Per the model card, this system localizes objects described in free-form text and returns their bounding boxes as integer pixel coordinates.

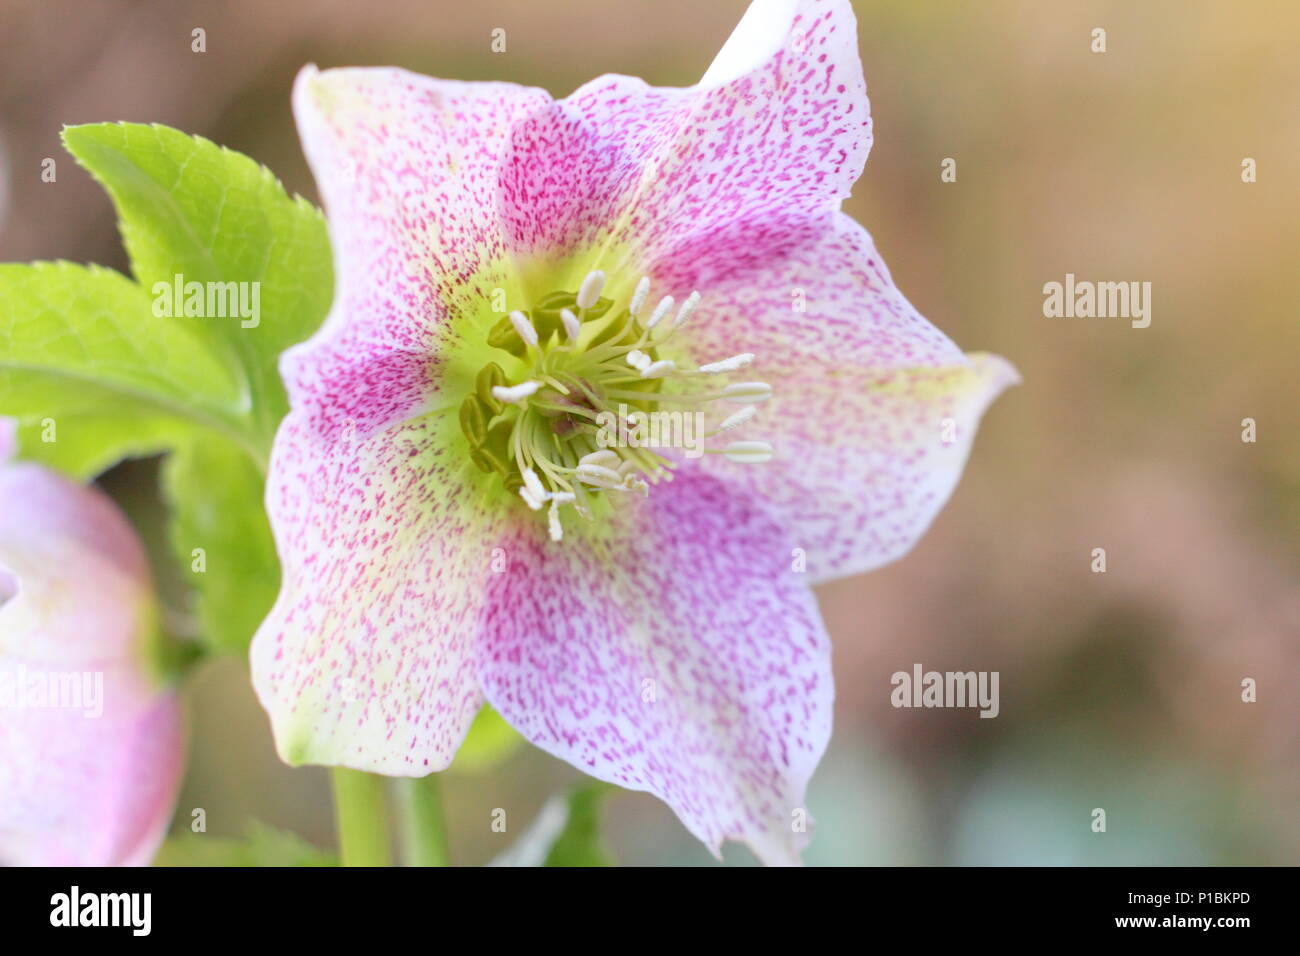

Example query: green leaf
[0,261,249,478]
[0,125,332,656]
[490,784,616,867]
[61,122,333,451]
[154,823,335,867]
[0,123,338,655]
[162,432,280,654]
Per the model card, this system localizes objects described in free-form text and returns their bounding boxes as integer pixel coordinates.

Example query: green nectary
[459,286,662,494]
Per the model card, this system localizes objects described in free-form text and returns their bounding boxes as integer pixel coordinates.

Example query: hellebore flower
[252,0,1017,863]
[0,421,184,865]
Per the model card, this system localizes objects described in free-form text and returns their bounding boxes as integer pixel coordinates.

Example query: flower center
[458,271,772,540]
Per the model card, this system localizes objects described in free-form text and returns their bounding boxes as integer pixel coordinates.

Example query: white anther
[549,491,576,505]
[574,463,626,489]
[623,476,650,497]
[579,449,621,470]
[626,350,652,371]
[645,295,675,329]
[576,270,606,309]
[522,467,548,502]
[617,459,640,477]
[628,276,651,317]
[641,359,676,379]
[519,485,546,511]
[698,353,755,374]
[492,380,542,404]
[509,310,538,347]
[716,406,758,432]
[723,440,774,464]
[722,381,772,404]
[548,500,564,541]
[674,291,701,327]
[560,308,582,342]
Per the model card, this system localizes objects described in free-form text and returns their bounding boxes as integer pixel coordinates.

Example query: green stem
[395,775,451,866]
[331,768,392,867]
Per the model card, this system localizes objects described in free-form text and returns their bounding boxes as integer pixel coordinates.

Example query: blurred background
[1,0,1296,865]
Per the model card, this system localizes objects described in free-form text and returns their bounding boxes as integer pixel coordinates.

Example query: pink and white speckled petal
[501,0,869,277]
[0,459,183,866]
[474,471,832,865]
[641,212,1018,581]
[655,211,967,369]
[251,409,507,774]
[714,351,1017,582]
[288,66,552,434]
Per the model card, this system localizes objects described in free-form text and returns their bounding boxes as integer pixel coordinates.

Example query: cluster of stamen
[458,270,773,541]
